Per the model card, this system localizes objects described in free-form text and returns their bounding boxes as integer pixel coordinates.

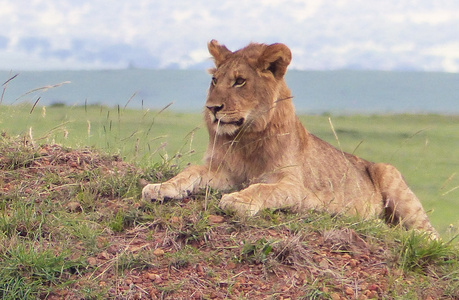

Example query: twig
[1,73,19,104]
[15,81,71,102]
[442,185,459,196]
[274,95,294,103]
[352,140,364,155]
[124,91,137,109]
[328,117,342,152]
[30,97,41,114]
[145,102,174,138]
[2,73,19,86]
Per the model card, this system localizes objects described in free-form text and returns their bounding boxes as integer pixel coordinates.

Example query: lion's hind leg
[368,163,438,238]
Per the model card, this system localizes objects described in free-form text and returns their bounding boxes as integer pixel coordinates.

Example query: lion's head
[205,40,292,136]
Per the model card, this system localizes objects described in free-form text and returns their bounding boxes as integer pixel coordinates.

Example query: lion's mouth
[215,118,244,127]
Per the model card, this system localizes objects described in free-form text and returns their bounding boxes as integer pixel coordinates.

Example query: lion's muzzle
[206,104,245,127]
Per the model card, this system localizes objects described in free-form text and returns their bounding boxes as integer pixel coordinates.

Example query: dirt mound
[0,138,134,196]
[0,135,455,299]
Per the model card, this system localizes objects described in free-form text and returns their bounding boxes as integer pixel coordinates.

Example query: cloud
[18,37,51,52]
[424,42,459,72]
[0,36,8,49]
[1,0,459,71]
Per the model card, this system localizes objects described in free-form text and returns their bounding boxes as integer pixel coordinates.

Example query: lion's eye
[211,77,217,86]
[233,77,246,87]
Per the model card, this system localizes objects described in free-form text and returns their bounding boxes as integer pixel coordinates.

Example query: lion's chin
[208,116,245,136]
[211,123,242,136]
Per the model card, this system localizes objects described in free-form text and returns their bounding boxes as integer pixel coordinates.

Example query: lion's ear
[258,43,292,79]
[208,40,232,67]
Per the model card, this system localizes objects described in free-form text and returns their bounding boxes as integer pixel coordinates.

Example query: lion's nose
[206,104,224,116]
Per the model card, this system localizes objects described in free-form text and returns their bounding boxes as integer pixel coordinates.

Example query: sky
[1,0,459,72]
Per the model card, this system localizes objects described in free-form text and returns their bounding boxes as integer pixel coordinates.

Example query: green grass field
[1,104,458,235]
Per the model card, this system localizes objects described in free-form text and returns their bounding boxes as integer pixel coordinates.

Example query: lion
[142,40,438,237]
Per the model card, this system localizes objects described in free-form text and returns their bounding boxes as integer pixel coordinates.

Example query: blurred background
[1,0,459,113]
[1,0,458,72]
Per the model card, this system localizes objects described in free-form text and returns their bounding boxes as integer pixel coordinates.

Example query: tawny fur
[143,40,438,237]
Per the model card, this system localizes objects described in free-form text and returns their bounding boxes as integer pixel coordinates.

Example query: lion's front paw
[219,193,262,216]
[142,183,188,202]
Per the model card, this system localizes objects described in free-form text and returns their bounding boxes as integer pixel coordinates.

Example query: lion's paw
[219,193,262,216]
[142,183,188,202]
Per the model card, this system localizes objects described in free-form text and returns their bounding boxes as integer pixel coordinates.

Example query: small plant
[397,231,456,272]
[167,245,200,269]
[0,200,45,239]
[115,252,152,273]
[0,136,38,171]
[240,238,274,264]
[0,243,84,299]
[141,151,186,184]
[179,213,213,244]
[109,210,126,232]
[107,207,143,233]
